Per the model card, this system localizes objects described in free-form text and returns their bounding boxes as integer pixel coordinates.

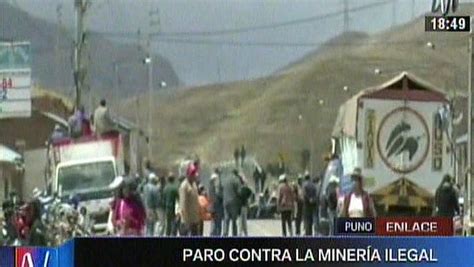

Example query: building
[0,110,68,200]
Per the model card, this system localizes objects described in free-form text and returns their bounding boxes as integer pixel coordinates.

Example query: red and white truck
[46,133,125,232]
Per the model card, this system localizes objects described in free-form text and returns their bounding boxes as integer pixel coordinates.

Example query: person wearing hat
[222,169,242,236]
[93,99,116,136]
[112,178,146,236]
[49,124,67,143]
[179,168,201,236]
[197,185,211,235]
[302,172,318,236]
[186,159,200,182]
[163,173,179,236]
[434,174,459,217]
[325,175,340,235]
[293,175,304,236]
[277,174,296,236]
[208,168,224,236]
[239,175,252,237]
[253,165,262,194]
[340,169,376,218]
[107,176,124,234]
[143,173,160,236]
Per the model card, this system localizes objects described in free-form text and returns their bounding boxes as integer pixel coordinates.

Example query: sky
[13,0,439,86]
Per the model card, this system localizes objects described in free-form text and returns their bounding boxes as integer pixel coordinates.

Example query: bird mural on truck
[385,121,423,161]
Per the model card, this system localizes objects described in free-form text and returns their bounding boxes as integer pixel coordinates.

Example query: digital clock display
[425,16,471,32]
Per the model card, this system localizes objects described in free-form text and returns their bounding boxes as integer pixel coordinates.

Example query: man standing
[50,124,67,143]
[240,145,246,167]
[209,169,224,236]
[293,176,304,236]
[253,166,262,194]
[303,173,318,236]
[222,169,242,236]
[93,99,116,136]
[325,175,340,235]
[68,106,86,138]
[261,169,267,193]
[313,176,322,235]
[156,176,167,236]
[143,173,159,236]
[239,175,252,237]
[163,174,179,236]
[178,172,200,236]
[234,148,240,167]
[435,174,460,218]
[277,174,295,237]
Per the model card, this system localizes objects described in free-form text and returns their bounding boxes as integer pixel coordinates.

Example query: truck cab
[54,157,117,232]
[47,134,126,233]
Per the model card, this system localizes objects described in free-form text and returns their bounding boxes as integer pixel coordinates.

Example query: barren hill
[120,5,472,174]
[0,2,180,100]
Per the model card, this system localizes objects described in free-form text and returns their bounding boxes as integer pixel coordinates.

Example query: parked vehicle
[45,134,125,233]
[325,72,454,216]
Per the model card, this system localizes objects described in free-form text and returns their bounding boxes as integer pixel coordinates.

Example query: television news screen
[0,0,473,266]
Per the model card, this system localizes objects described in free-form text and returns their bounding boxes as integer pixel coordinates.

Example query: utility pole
[136,28,142,128]
[73,0,88,108]
[391,0,397,28]
[343,0,349,33]
[56,4,63,90]
[147,8,160,161]
[467,17,474,236]
[217,55,222,83]
[113,61,119,105]
[146,44,154,161]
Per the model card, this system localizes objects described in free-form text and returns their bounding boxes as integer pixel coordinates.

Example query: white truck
[47,135,125,233]
[329,72,454,215]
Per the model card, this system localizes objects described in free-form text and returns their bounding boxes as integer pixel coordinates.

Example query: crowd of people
[274,166,378,237]
[46,100,461,237]
[103,151,385,238]
[106,159,256,237]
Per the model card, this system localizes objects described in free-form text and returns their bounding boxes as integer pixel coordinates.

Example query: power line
[132,37,468,48]
[93,0,392,38]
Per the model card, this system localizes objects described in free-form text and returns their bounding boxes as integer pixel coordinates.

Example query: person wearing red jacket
[277,174,296,237]
[186,159,200,185]
[113,179,147,236]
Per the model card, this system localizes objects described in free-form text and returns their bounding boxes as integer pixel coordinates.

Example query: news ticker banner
[336,217,453,236]
[7,237,474,267]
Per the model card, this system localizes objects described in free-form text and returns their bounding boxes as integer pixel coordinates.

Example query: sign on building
[0,42,31,119]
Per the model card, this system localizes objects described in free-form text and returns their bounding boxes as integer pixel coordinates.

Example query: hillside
[120,5,472,174]
[0,2,180,100]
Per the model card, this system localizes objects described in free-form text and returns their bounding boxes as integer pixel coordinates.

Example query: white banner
[0,42,31,119]
[0,101,32,117]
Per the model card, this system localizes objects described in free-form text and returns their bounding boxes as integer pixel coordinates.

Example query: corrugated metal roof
[0,144,22,163]
[39,111,68,127]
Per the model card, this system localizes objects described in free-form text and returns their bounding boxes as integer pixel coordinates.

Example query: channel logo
[15,247,57,267]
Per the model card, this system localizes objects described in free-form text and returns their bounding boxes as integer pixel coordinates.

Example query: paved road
[203,219,283,237]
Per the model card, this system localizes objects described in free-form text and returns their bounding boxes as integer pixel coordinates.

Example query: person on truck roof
[68,105,90,138]
[93,99,116,136]
[49,124,68,143]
